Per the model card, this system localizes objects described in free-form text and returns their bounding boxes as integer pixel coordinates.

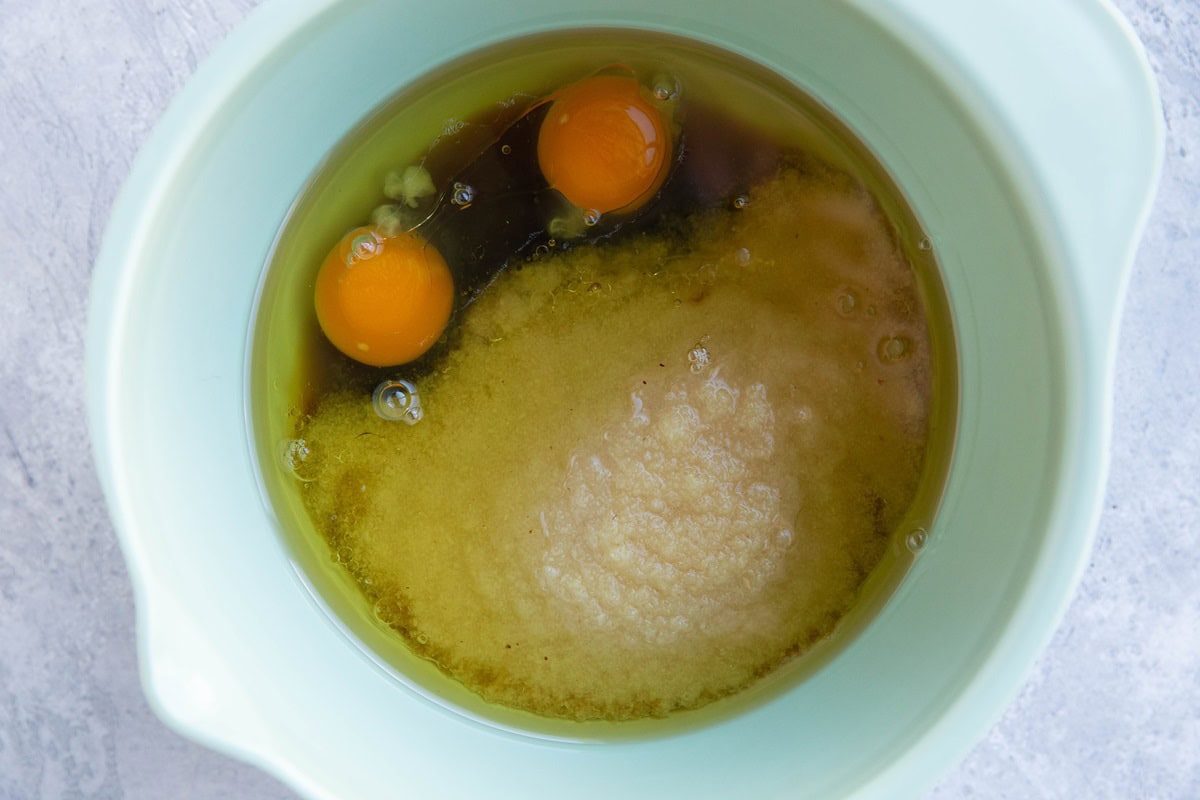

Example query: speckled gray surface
[0,0,1196,797]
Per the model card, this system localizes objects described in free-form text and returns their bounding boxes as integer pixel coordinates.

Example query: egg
[313,226,453,367]
[536,74,671,215]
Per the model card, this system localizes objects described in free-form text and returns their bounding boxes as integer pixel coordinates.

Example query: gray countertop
[1,0,1197,797]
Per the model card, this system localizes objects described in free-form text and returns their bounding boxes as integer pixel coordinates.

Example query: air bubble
[836,290,858,316]
[917,237,932,252]
[735,247,751,266]
[372,379,423,424]
[416,633,429,645]
[451,182,475,207]
[500,144,512,155]
[347,232,380,264]
[279,439,310,472]
[587,282,602,294]
[776,529,794,548]
[582,208,601,226]
[905,528,928,553]
[651,74,679,102]
[877,336,912,364]
[732,195,750,210]
[687,343,711,373]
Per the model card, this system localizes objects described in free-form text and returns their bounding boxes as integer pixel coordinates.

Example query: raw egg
[537,74,670,215]
[314,226,453,367]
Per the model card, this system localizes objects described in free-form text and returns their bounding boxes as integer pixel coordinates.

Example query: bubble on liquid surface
[687,343,711,373]
[451,182,475,207]
[500,144,512,155]
[372,379,423,424]
[917,236,933,252]
[347,232,380,264]
[652,75,679,102]
[734,247,751,266]
[836,290,857,316]
[877,336,912,364]
[732,194,750,210]
[582,208,601,227]
[905,528,928,553]
[280,438,310,472]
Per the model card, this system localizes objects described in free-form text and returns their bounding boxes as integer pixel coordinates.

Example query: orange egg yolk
[537,75,670,215]
[314,227,454,367]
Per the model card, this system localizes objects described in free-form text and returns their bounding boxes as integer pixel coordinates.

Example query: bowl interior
[247,26,964,741]
[94,0,1081,796]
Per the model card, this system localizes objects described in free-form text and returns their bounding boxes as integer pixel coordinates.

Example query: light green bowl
[86,0,1162,797]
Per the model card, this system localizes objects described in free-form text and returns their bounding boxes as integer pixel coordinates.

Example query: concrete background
[1,0,1196,797]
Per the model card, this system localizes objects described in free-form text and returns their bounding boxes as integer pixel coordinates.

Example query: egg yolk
[314,227,454,367]
[537,75,670,215]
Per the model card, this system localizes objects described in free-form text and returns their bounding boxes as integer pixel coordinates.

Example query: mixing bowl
[86,0,1162,796]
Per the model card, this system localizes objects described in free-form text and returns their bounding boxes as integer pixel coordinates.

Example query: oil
[248,29,957,740]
